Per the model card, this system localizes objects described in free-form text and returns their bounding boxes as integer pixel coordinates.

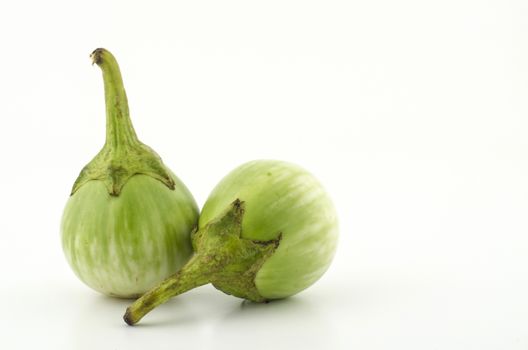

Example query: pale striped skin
[61,173,198,298]
[199,160,338,299]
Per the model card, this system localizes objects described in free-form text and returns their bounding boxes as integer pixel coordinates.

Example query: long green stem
[123,200,282,326]
[123,255,211,325]
[71,48,175,196]
[90,48,139,149]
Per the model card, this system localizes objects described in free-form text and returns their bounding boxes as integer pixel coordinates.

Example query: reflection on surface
[68,285,230,349]
[208,296,338,349]
[67,285,338,350]
[68,288,207,350]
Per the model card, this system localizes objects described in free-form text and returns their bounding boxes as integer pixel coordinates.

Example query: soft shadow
[209,295,338,349]
[66,290,203,349]
[130,288,224,328]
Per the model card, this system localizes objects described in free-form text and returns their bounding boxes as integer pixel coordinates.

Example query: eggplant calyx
[70,48,174,196]
[196,199,282,302]
[123,199,282,325]
[70,142,175,196]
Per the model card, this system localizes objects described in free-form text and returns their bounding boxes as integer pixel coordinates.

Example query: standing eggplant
[61,49,199,298]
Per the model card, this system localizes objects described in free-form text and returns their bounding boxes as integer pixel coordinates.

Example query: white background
[0,0,527,349]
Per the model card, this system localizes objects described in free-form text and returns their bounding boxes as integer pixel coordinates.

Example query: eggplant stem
[123,254,210,325]
[90,48,139,148]
[70,48,175,196]
[123,200,282,326]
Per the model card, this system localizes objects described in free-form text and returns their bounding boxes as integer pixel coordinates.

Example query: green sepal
[70,48,175,196]
[71,142,175,196]
[123,199,282,325]
[194,199,282,302]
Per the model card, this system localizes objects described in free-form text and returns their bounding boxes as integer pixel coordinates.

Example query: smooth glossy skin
[199,160,338,299]
[62,173,198,298]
